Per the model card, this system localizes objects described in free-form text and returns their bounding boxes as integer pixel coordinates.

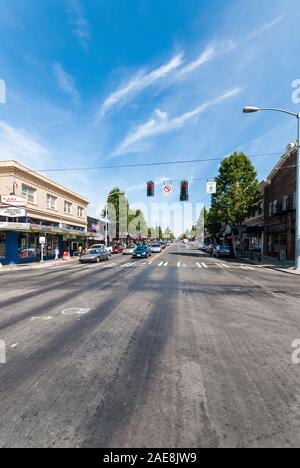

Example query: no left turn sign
[163,184,173,196]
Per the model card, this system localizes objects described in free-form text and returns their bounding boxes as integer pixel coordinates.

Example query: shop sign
[1,195,27,207]
[0,207,26,218]
[0,222,30,230]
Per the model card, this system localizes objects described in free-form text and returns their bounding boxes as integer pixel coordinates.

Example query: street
[0,244,300,448]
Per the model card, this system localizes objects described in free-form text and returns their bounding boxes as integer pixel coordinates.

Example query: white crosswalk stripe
[221,263,231,269]
[201,263,208,268]
[196,263,202,268]
[164,262,168,267]
[158,261,164,267]
[177,262,181,267]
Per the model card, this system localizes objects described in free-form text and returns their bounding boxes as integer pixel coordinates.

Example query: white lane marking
[216,263,224,268]
[30,316,53,321]
[240,266,254,270]
[196,263,202,268]
[158,261,164,267]
[62,308,91,316]
[221,263,231,269]
[121,262,133,268]
[11,343,19,348]
[164,262,168,267]
[201,263,208,268]
[125,263,135,268]
[177,262,181,267]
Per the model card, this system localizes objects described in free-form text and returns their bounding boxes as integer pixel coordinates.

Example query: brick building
[263,145,297,260]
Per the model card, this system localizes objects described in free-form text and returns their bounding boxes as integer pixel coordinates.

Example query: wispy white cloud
[114,87,241,155]
[98,54,184,119]
[0,120,50,167]
[98,41,236,119]
[176,41,235,78]
[54,63,80,102]
[67,0,91,49]
[245,15,286,41]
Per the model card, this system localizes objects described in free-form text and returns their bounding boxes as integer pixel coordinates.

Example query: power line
[33,152,282,173]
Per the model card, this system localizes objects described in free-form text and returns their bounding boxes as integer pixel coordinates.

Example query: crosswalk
[43,259,263,273]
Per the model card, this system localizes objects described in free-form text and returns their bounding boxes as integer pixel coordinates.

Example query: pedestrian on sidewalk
[54,247,60,261]
[78,245,83,258]
[279,248,287,268]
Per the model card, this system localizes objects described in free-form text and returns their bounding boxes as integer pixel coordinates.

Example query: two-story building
[243,181,266,255]
[0,160,89,264]
[263,144,297,260]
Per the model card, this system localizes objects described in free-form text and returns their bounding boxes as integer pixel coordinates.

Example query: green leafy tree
[211,152,259,251]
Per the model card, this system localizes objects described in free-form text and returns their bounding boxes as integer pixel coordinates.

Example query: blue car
[132,244,152,259]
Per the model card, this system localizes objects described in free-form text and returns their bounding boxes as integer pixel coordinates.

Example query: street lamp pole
[243,106,300,272]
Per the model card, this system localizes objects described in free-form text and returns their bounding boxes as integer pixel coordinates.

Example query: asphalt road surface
[0,244,300,448]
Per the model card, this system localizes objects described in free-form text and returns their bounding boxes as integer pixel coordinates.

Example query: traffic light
[180,180,189,201]
[147,181,154,197]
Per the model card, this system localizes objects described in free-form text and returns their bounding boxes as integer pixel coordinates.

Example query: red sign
[1,195,27,207]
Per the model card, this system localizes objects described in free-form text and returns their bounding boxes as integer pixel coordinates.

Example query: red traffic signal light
[147,181,154,197]
[180,180,189,201]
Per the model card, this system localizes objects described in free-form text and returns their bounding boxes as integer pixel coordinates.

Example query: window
[18,233,37,258]
[0,233,6,259]
[283,195,289,211]
[64,201,72,214]
[272,200,278,215]
[22,184,36,203]
[47,194,57,210]
[77,206,84,218]
[269,202,273,217]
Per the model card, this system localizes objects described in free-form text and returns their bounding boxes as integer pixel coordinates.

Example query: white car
[123,244,136,255]
[90,244,112,254]
[150,243,162,253]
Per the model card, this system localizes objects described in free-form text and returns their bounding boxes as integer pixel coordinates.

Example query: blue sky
[0,0,300,230]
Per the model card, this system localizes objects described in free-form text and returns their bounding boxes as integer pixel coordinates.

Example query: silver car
[79,247,111,264]
[150,243,162,253]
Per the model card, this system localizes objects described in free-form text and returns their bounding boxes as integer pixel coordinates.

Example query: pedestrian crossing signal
[147,181,154,197]
[180,180,189,201]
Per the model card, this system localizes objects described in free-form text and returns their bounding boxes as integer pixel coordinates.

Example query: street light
[243,106,300,271]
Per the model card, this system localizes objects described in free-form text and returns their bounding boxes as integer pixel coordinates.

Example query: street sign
[39,237,46,245]
[0,207,26,218]
[1,195,27,207]
[163,184,173,196]
[206,182,217,194]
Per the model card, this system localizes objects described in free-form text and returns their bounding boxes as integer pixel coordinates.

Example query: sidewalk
[0,257,78,272]
[242,255,299,276]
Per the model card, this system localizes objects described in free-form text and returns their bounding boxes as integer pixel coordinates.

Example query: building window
[272,200,278,215]
[258,201,263,215]
[269,202,273,217]
[77,206,84,218]
[18,233,37,259]
[0,233,6,259]
[283,195,289,211]
[22,184,36,203]
[64,201,72,214]
[47,194,57,210]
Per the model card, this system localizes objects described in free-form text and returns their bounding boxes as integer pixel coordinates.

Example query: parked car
[150,243,162,253]
[112,245,124,254]
[122,244,136,255]
[79,247,111,264]
[213,245,233,258]
[132,244,152,259]
[160,242,166,250]
[207,244,217,255]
